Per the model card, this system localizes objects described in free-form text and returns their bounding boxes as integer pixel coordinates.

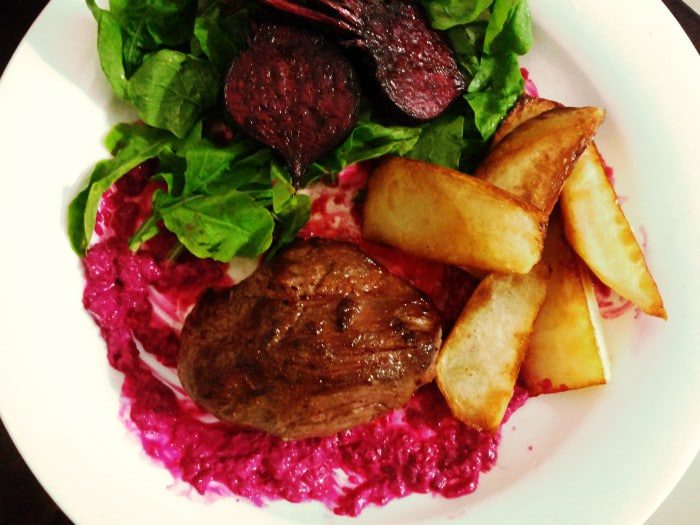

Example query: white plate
[1,1,699,524]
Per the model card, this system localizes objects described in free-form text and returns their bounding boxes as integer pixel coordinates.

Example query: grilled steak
[178,239,442,439]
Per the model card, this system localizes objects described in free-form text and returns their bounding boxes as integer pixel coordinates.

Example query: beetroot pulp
[257,0,465,120]
[225,23,360,185]
[81,160,527,516]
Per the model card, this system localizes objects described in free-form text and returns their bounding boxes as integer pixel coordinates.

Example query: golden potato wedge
[521,214,610,395]
[436,263,550,433]
[490,96,560,148]
[475,106,606,214]
[362,157,548,274]
[560,145,666,318]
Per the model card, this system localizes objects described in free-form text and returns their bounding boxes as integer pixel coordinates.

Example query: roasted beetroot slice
[225,24,360,185]
[257,0,465,120]
[359,0,465,120]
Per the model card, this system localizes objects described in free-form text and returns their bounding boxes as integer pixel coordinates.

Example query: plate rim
[1,0,700,524]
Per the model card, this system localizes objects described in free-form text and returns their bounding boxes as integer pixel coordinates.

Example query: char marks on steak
[224,23,360,185]
[178,239,442,439]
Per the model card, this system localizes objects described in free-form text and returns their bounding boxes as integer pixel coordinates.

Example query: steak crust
[178,239,442,439]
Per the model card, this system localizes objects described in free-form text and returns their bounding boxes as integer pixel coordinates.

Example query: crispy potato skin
[560,145,666,318]
[436,263,550,433]
[362,156,548,274]
[490,97,665,319]
[475,106,606,214]
[521,213,610,395]
[490,96,561,148]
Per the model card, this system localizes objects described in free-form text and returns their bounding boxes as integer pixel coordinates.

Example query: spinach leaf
[128,137,295,258]
[193,3,250,73]
[407,109,465,169]
[181,138,256,195]
[448,22,488,79]
[423,0,532,162]
[268,194,311,259]
[154,189,275,261]
[227,149,276,190]
[308,115,421,182]
[109,0,197,75]
[264,160,311,258]
[420,0,492,30]
[484,0,533,55]
[181,137,274,195]
[466,53,523,139]
[68,124,176,254]
[86,0,128,99]
[129,214,161,251]
[127,50,219,138]
[270,160,296,213]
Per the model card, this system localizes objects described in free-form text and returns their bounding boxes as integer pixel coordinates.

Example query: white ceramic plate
[1,1,699,523]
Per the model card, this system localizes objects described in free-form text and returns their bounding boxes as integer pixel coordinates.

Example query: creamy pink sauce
[521,68,539,98]
[81,70,636,515]
[83,161,527,517]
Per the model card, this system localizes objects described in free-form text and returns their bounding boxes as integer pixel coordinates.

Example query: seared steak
[178,239,442,439]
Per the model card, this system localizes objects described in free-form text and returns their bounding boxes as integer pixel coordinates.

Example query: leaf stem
[166,242,187,263]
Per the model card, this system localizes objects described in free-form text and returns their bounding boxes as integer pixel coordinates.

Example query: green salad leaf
[73,0,534,263]
[128,135,300,259]
[193,3,250,73]
[87,0,128,99]
[423,0,533,155]
[182,138,257,195]
[109,0,197,75]
[307,114,421,182]
[466,53,524,138]
[447,22,488,79]
[68,124,176,254]
[408,109,465,169]
[155,189,275,261]
[128,215,161,251]
[484,0,533,55]
[420,0,492,30]
[270,160,296,212]
[127,50,219,138]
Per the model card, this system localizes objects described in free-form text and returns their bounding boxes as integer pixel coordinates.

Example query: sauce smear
[82,161,526,516]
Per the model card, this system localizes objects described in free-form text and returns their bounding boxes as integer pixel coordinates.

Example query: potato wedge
[362,157,548,274]
[521,214,610,395]
[436,264,550,433]
[475,106,606,214]
[490,96,560,148]
[560,145,666,318]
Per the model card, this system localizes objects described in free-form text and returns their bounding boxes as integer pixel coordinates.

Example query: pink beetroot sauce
[82,159,527,517]
[81,68,637,515]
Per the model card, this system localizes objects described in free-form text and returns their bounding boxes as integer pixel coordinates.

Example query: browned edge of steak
[178,239,443,439]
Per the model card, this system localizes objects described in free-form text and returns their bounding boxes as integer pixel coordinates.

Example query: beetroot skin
[225,23,360,184]
[258,0,465,120]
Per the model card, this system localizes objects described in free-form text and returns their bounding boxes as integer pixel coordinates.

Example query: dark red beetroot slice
[257,0,465,120]
[225,24,360,185]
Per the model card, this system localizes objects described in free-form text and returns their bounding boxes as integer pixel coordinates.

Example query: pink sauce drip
[600,156,616,186]
[521,68,539,98]
[536,379,570,394]
[592,276,636,320]
[82,161,526,516]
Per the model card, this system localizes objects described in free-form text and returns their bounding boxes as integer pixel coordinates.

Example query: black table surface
[1,1,698,524]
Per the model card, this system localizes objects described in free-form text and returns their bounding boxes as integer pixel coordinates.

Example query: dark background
[0,1,698,524]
